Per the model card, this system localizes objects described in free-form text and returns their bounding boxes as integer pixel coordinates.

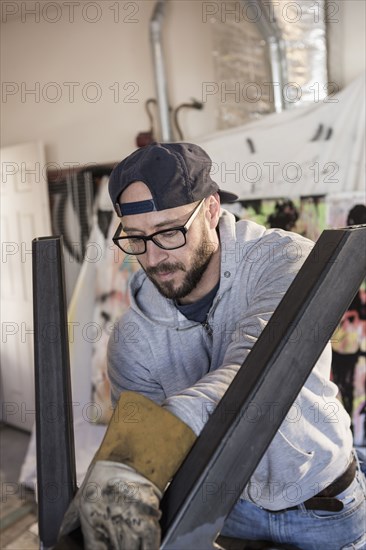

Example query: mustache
[146,262,186,276]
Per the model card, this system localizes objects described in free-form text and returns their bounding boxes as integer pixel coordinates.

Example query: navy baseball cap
[108,142,238,217]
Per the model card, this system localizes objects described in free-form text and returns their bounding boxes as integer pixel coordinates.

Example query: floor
[0,423,39,549]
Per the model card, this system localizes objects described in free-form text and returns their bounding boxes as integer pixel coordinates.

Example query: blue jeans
[220,456,366,550]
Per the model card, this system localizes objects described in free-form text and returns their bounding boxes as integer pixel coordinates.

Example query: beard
[143,226,215,301]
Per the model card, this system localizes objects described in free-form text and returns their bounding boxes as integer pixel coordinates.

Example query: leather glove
[58,392,196,549]
[59,461,162,550]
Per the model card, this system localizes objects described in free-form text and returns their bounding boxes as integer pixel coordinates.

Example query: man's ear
[207,193,221,229]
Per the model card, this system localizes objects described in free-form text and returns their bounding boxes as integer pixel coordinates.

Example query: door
[1,141,52,431]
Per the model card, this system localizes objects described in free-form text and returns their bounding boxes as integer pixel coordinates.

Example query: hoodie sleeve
[162,233,316,435]
[107,312,166,407]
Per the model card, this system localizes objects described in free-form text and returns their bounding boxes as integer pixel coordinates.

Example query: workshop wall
[0,0,216,166]
[1,1,365,167]
[340,0,366,85]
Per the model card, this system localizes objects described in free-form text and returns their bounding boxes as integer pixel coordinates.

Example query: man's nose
[144,239,169,267]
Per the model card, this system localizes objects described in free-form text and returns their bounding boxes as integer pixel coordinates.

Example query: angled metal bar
[33,236,77,548]
[160,226,366,549]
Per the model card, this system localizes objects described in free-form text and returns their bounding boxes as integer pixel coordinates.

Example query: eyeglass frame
[112,198,206,255]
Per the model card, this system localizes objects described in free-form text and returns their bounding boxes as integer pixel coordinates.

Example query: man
[60,143,366,549]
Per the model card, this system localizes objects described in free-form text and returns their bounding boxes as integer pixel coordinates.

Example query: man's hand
[59,462,162,550]
[58,392,196,549]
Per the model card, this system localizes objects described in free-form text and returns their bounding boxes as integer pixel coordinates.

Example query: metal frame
[33,236,77,548]
[34,226,366,549]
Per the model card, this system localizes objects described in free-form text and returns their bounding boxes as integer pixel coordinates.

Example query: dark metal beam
[33,236,77,548]
[160,226,366,549]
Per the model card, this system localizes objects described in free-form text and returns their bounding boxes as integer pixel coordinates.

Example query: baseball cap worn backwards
[108,142,238,217]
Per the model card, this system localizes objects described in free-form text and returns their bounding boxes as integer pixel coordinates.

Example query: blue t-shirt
[175,281,220,323]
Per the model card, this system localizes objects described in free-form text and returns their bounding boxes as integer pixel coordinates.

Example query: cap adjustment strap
[116,199,157,217]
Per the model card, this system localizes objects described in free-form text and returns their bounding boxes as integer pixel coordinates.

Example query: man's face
[120,182,218,302]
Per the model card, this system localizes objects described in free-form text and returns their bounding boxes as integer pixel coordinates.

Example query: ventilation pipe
[244,0,287,112]
[150,1,173,141]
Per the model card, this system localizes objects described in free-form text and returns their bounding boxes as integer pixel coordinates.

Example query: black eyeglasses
[112,199,205,255]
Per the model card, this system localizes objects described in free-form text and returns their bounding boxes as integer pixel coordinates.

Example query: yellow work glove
[58,391,196,549]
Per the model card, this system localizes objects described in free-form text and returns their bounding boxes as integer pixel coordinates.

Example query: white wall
[1,0,365,166]
[341,0,366,86]
[0,0,217,166]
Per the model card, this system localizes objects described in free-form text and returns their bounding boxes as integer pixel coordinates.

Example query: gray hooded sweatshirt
[108,210,353,511]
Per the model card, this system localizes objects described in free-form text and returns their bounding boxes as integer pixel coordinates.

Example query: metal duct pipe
[244,0,287,112]
[150,0,173,141]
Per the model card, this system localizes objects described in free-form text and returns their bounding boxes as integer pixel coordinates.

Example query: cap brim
[218,190,239,203]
